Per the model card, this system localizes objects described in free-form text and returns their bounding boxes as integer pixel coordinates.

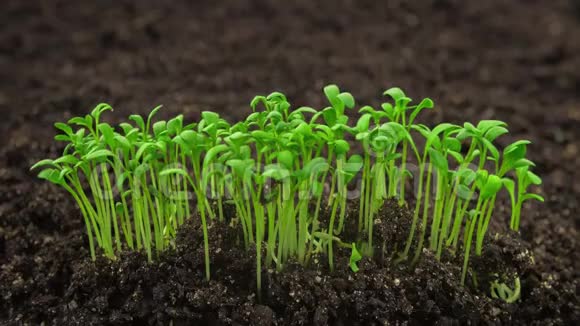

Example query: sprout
[491,277,521,303]
[33,85,542,298]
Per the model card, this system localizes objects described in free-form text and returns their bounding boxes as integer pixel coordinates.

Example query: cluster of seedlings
[32,85,543,299]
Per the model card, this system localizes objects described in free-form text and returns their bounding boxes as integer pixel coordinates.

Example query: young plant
[381,88,434,205]
[499,141,544,231]
[32,84,542,298]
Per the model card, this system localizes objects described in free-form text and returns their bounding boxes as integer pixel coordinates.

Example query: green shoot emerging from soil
[32,85,543,296]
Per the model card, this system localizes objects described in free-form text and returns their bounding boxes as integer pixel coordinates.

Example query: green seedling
[33,85,542,300]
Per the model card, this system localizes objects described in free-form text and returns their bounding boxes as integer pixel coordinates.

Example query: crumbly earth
[1,0,579,324]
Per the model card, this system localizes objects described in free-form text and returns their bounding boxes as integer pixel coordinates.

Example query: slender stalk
[412,162,432,265]
[461,196,483,285]
[401,159,425,260]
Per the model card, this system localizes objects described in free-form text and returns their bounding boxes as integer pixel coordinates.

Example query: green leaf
[38,168,63,184]
[202,111,220,125]
[91,103,113,120]
[337,115,349,126]
[477,120,507,134]
[123,129,138,142]
[358,105,376,115]
[381,103,395,120]
[455,129,471,142]
[114,134,131,150]
[83,149,114,161]
[251,130,273,142]
[134,163,150,178]
[246,112,261,124]
[485,126,509,142]
[129,114,145,131]
[427,135,443,152]
[448,150,464,163]
[409,98,434,124]
[155,140,167,153]
[262,165,290,181]
[428,148,448,172]
[115,202,124,215]
[178,130,201,148]
[250,96,267,112]
[266,111,283,122]
[463,122,479,135]
[229,131,248,142]
[295,122,312,136]
[344,155,363,183]
[457,168,477,184]
[119,123,133,135]
[159,168,190,179]
[330,124,355,135]
[59,167,73,180]
[502,178,515,196]
[31,159,55,170]
[337,92,355,109]
[457,184,471,200]
[356,114,372,132]
[277,150,294,169]
[481,175,502,200]
[348,155,364,166]
[432,123,459,136]
[276,100,291,115]
[68,116,88,127]
[84,115,94,128]
[266,91,287,102]
[526,170,542,185]
[203,144,229,167]
[117,171,129,189]
[167,115,184,134]
[310,181,324,197]
[481,138,499,161]
[293,106,318,115]
[54,122,73,136]
[522,193,544,203]
[504,140,530,155]
[323,84,341,109]
[444,138,462,152]
[333,139,350,155]
[98,123,115,146]
[322,107,337,126]
[302,157,329,176]
[383,87,406,103]
[54,134,70,142]
[370,135,390,152]
[153,121,167,137]
[380,122,406,141]
[54,155,79,166]
[227,159,254,178]
[239,145,251,159]
[355,131,369,141]
[349,243,362,273]
[411,124,432,139]
[513,158,535,169]
[135,143,155,161]
[147,105,163,129]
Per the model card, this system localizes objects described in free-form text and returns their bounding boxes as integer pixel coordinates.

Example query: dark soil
[1,0,579,324]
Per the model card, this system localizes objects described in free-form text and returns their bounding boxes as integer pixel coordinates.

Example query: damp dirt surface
[1,0,580,325]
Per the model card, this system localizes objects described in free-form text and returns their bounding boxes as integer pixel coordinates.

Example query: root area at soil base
[11,207,510,325]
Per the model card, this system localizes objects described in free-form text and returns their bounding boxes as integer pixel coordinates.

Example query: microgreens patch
[33,85,543,298]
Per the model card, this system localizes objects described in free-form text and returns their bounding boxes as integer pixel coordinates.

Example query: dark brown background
[1,0,579,324]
